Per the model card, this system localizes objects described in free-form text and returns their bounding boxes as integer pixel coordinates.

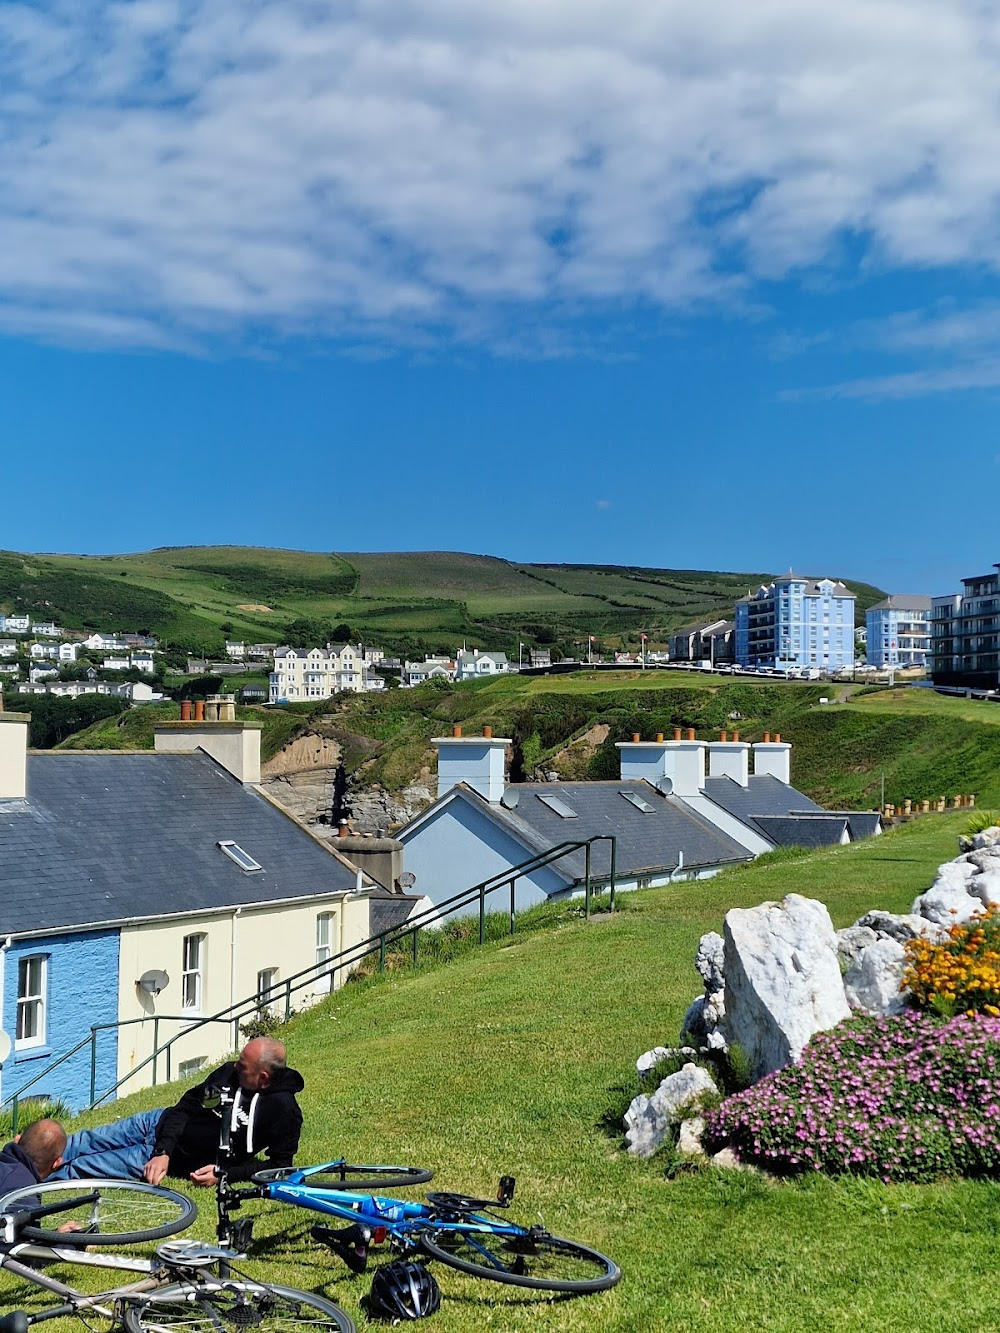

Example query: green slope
[0,546,883,655]
[15,813,999,1332]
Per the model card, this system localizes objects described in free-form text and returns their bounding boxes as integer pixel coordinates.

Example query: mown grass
[7,814,996,1332]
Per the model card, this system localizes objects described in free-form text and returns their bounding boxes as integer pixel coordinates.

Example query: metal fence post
[89,1029,98,1106]
[479,885,486,945]
[585,841,592,919]
[285,979,292,1021]
[509,879,516,934]
[152,1017,160,1087]
[412,929,419,968]
[609,835,617,912]
[10,1096,17,1135]
[379,936,386,973]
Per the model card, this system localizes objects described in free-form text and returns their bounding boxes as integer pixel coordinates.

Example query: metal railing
[5,834,617,1129]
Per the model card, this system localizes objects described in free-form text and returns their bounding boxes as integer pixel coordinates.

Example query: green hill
[0,546,885,656]
[12,813,996,1332]
[59,672,1000,814]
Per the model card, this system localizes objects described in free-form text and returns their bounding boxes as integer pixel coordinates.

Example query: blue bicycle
[219,1163,621,1295]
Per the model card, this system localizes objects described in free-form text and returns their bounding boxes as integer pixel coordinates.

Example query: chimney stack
[753,733,792,784]
[707,736,751,786]
[0,711,29,800]
[154,716,263,784]
[432,729,510,802]
[616,730,705,796]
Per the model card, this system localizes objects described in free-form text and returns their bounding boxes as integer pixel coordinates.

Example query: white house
[0,641,18,659]
[84,633,127,651]
[269,644,364,702]
[58,643,80,663]
[29,643,59,660]
[103,656,131,671]
[225,641,247,660]
[397,727,881,912]
[455,650,509,680]
[402,659,454,687]
[130,653,156,674]
[0,615,29,634]
[32,622,61,638]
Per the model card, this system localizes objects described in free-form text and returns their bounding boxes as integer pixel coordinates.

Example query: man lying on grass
[50,1038,303,1187]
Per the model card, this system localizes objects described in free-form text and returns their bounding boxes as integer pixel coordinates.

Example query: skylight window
[218,840,263,873]
[620,790,655,813]
[536,793,578,819]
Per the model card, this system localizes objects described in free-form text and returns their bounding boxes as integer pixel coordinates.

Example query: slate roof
[407,781,751,881]
[0,752,364,937]
[702,774,824,829]
[868,595,933,612]
[753,815,850,848]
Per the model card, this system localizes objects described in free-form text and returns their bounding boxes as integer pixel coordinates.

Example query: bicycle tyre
[420,1225,621,1293]
[0,1179,196,1248]
[122,1280,356,1333]
[253,1163,433,1191]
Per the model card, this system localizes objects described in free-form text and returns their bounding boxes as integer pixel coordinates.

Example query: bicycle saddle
[155,1239,243,1267]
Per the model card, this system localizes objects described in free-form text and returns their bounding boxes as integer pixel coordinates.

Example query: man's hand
[56,1221,84,1233]
[142,1154,170,1187]
[189,1164,219,1188]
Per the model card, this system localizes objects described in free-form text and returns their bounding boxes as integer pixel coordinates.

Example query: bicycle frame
[223,1162,528,1254]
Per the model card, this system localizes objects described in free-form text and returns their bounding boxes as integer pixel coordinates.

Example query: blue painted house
[735,574,856,671]
[0,711,413,1110]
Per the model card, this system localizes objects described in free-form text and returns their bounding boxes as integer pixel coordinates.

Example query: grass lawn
[5,813,997,1331]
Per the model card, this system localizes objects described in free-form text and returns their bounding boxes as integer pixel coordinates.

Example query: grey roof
[415,781,751,881]
[0,752,363,937]
[369,890,422,937]
[702,775,824,832]
[868,595,933,612]
[753,815,850,848]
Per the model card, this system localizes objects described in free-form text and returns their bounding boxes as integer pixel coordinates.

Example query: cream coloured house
[269,644,364,701]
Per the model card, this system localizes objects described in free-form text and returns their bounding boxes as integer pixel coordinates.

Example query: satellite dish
[655,776,674,796]
[500,789,520,809]
[0,1029,11,1064]
[137,969,170,996]
[398,871,417,889]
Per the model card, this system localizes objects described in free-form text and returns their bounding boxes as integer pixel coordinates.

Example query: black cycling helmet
[368,1259,442,1321]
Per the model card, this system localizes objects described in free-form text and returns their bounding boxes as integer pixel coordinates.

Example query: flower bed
[702,1011,1000,1182]
[903,913,1000,1017]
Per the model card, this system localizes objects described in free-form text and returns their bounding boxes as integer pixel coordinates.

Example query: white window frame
[181,933,205,1013]
[257,967,281,1015]
[315,913,334,994]
[16,954,47,1048]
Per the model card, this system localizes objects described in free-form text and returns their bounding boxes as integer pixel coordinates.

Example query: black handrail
[5,834,617,1125]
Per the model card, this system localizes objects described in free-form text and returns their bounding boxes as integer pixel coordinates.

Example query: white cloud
[3,1,1000,350]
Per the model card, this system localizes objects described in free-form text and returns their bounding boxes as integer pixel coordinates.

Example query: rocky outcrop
[716,895,851,1081]
[624,1063,719,1158]
[843,936,908,1016]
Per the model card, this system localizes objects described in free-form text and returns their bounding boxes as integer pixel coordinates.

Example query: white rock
[854,910,932,943]
[912,877,983,926]
[837,925,878,965]
[636,1047,672,1074]
[624,1063,719,1158]
[966,848,1000,873]
[972,826,1000,850]
[718,894,851,1081]
[843,937,908,1016]
[680,990,726,1048]
[710,1147,745,1170]
[695,932,726,992]
[971,869,1000,911]
[677,1117,706,1158]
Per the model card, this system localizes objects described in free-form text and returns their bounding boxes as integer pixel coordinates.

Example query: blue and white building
[866,596,932,668]
[735,574,856,672]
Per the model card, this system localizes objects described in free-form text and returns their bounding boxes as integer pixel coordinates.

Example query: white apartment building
[0,615,29,634]
[269,645,364,702]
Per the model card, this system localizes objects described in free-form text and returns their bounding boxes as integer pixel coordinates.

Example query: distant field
[0,546,884,657]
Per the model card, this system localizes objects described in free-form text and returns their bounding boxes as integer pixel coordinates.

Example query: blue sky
[2,0,1000,597]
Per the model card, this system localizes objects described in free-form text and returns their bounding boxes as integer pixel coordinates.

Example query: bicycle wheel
[122,1281,356,1333]
[253,1163,432,1191]
[420,1225,621,1293]
[0,1179,196,1248]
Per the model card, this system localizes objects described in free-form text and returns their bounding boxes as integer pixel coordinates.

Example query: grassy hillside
[0,546,884,656]
[59,673,1000,813]
[11,813,998,1332]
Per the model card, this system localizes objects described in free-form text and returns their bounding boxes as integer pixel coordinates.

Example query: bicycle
[218,1164,621,1295]
[0,1177,356,1332]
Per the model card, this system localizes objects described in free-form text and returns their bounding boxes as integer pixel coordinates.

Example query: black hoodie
[153,1060,305,1183]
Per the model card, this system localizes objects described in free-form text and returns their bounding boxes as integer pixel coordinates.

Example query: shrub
[239,1008,297,1041]
[962,810,1000,837]
[902,912,1000,1017]
[702,1011,1000,1182]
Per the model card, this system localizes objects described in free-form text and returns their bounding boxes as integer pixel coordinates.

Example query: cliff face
[259,729,431,834]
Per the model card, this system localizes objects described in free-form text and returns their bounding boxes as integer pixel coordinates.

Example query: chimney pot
[720,730,728,742]
[686,728,695,741]
[673,727,682,740]
[483,725,493,739]
[632,732,641,743]
[180,700,192,722]
[774,733,781,743]
[194,701,205,722]
[763,731,771,743]
[732,730,740,742]
[452,724,462,738]
[337,819,349,838]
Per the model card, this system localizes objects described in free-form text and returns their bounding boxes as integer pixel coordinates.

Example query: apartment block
[735,574,856,671]
[866,596,932,668]
[931,565,1000,688]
